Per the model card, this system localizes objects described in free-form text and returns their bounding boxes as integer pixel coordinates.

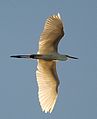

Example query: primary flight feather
[11,13,78,113]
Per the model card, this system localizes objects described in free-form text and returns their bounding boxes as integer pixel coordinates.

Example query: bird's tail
[10,54,44,59]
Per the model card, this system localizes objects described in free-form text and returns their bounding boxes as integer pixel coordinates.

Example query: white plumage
[11,13,78,113]
[36,13,63,113]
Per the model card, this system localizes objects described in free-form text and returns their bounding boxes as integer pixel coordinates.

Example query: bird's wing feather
[36,60,59,113]
[38,13,64,54]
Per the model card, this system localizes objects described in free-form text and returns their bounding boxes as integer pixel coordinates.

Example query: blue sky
[0,0,97,119]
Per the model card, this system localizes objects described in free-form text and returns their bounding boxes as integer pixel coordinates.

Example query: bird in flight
[11,13,78,113]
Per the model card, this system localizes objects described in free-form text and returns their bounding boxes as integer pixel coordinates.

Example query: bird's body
[11,13,78,113]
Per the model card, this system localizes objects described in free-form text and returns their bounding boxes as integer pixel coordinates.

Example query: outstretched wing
[38,13,64,54]
[36,60,59,113]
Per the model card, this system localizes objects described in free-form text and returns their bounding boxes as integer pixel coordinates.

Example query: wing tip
[57,12,61,19]
[38,93,58,113]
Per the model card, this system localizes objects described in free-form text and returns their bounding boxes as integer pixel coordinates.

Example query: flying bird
[11,13,78,113]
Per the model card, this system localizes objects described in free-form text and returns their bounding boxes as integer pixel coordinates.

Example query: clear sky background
[0,0,97,119]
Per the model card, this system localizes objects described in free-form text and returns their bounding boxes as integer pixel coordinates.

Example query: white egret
[11,13,78,113]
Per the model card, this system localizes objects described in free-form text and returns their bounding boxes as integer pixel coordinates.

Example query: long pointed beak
[10,54,43,59]
[10,55,31,58]
[66,55,78,59]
